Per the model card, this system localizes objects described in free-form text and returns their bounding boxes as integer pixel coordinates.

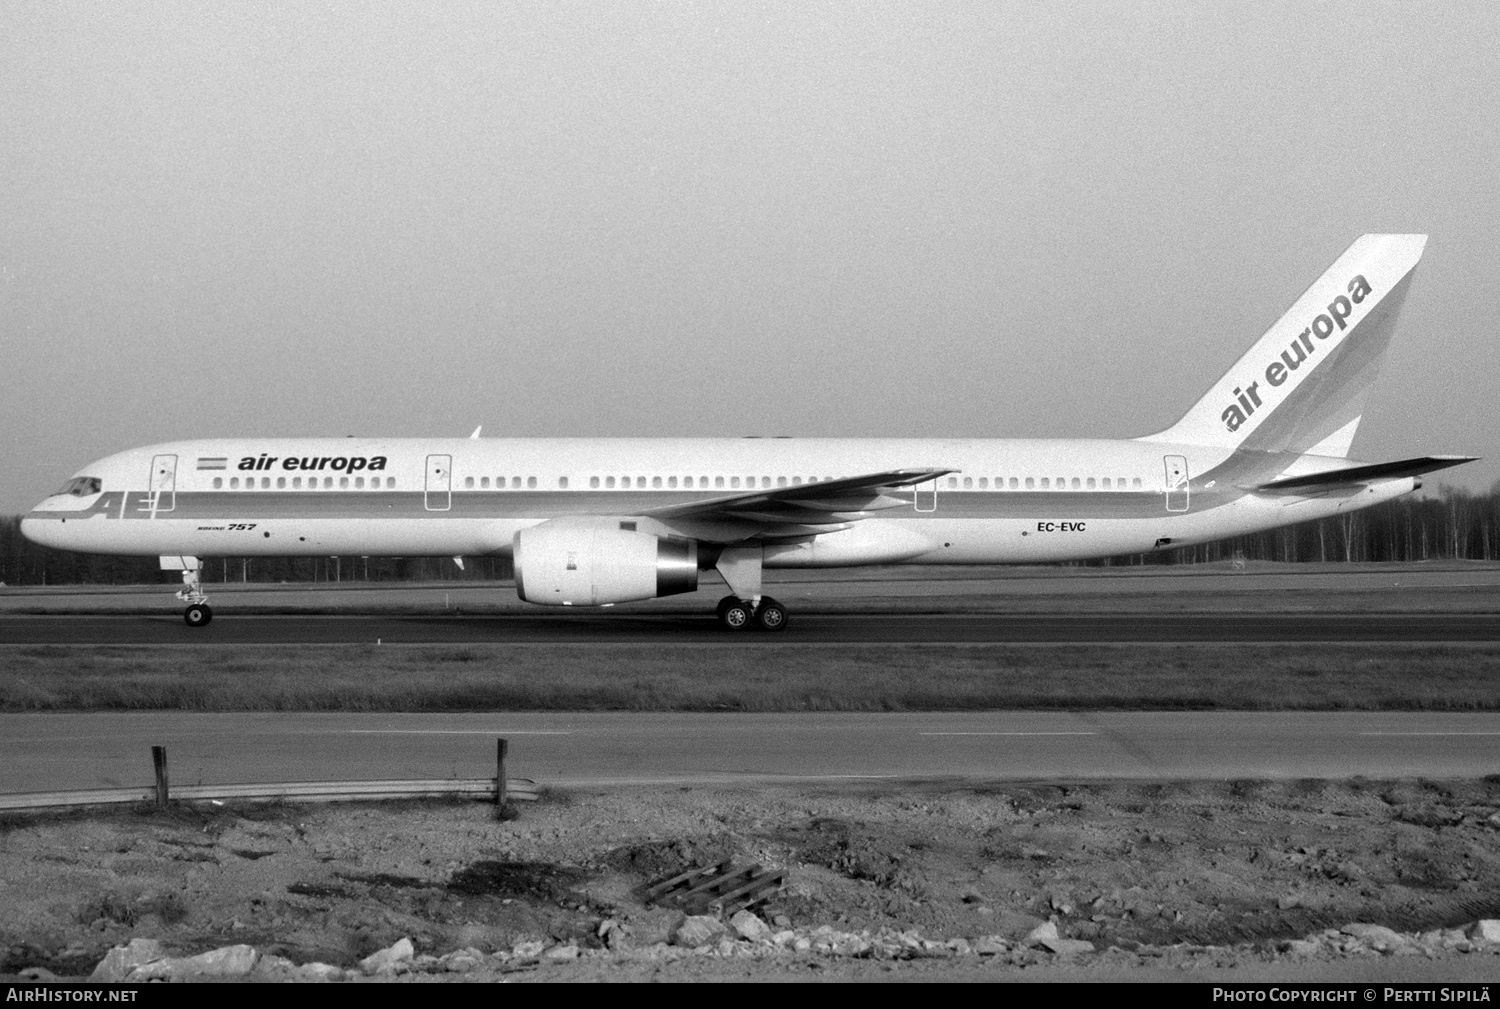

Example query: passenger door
[1163,455,1189,512]
[425,454,452,511]
[914,478,937,513]
[148,454,177,514]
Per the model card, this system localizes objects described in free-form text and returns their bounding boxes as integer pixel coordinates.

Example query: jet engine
[513,519,698,606]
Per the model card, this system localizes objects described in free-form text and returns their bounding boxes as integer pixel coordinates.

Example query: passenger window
[356,477,365,489]
[963,477,972,489]
[1071,477,1080,489]
[1133,477,1142,488]
[464,477,474,489]
[559,476,569,489]
[668,476,677,488]
[947,477,958,488]
[761,476,770,488]
[277,477,286,489]
[213,477,223,489]
[292,477,302,489]
[527,477,537,488]
[340,477,349,489]
[1040,478,1050,489]
[791,476,802,486]
[731,477,741,488]
[513,477,523,489]
[590,477,600,488]
[325,477,333,489]
[1025,477,1034,489]
[605,476,615,488]
[1102,478,1111,489]
[653,476,662,488]
[228,478,238,489]
[481,477,490,488]
[777,476,787,487]
[1087,477,1096,489]
[978,477,988,489]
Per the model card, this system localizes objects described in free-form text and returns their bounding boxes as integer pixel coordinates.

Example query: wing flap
[643,468,951,531]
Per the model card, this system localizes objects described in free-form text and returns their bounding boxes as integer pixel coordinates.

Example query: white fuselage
[20,436,1414,567]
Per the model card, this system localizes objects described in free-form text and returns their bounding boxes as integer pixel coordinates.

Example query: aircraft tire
[720,599,751,631]
[756,598,788,632]
[184,604,213,627]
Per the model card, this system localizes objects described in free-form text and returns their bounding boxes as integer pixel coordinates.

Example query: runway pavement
[4,711,1500,795]
[4,611,1500,644]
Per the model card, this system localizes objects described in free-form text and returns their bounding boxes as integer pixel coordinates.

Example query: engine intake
[513,519,698,606]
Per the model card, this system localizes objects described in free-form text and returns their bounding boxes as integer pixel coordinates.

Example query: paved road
[4,611,1500,644]
[4,711,1500,795]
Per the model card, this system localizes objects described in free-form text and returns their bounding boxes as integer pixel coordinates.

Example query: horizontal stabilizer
[1254,455,1477,493]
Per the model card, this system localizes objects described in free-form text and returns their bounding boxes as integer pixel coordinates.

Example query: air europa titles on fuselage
[237,454,389,473]
[1220,274,1375,433]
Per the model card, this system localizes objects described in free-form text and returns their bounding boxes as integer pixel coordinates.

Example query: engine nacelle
[513,519,698,606]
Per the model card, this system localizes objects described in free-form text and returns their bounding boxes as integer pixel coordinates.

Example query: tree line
[3,484,1499,586]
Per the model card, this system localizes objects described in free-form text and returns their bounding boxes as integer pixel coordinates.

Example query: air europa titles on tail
[1221,275,1375,433]
[20,232,1476,632]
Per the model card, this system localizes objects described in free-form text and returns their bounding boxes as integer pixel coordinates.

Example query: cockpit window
[54,476,102,497]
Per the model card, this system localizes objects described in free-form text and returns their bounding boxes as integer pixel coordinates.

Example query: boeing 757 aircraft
[22,234,1474,630]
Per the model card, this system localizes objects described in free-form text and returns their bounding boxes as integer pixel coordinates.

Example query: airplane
[21,234,1475,630]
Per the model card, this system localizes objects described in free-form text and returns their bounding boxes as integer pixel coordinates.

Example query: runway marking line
[918,732,1098,736]
[344,730,575,735]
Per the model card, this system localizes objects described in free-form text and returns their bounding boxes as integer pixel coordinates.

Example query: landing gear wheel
[719,599,751,631]
[184,603,213,627]
[755,597,788,632]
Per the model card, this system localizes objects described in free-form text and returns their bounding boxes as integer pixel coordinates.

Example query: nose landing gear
[174,564,212,627]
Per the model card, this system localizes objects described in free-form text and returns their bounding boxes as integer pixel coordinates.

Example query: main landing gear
[716,595,788,632]
[176,567,212,627]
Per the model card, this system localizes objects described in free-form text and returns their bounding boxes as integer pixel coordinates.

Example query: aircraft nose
[19,513,62,550]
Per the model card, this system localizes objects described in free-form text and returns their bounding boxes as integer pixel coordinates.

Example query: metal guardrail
[0,737,538,812]
[0,777,539,812]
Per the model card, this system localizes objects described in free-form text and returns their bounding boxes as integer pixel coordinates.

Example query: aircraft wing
[1254,455,1477,493]
[642,468,951,540]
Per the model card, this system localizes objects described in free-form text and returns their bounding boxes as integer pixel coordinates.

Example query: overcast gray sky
[4,1,1498,515]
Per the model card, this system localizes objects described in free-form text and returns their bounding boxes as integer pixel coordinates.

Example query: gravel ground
[5,779,1500,982]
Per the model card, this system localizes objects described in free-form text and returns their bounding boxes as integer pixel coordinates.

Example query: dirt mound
[6,779,1500,980]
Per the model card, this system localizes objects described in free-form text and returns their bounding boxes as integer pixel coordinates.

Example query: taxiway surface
[4,611,1500,644]
[4,711,1500,795]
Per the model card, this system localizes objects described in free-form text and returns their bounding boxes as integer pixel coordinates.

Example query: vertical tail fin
[1140,234,1427,456]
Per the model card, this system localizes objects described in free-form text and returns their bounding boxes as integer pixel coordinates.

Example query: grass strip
[3,644,1500,712]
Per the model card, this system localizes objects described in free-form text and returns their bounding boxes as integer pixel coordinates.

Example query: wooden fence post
[152,746,168,809]
[496,737,508,808]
